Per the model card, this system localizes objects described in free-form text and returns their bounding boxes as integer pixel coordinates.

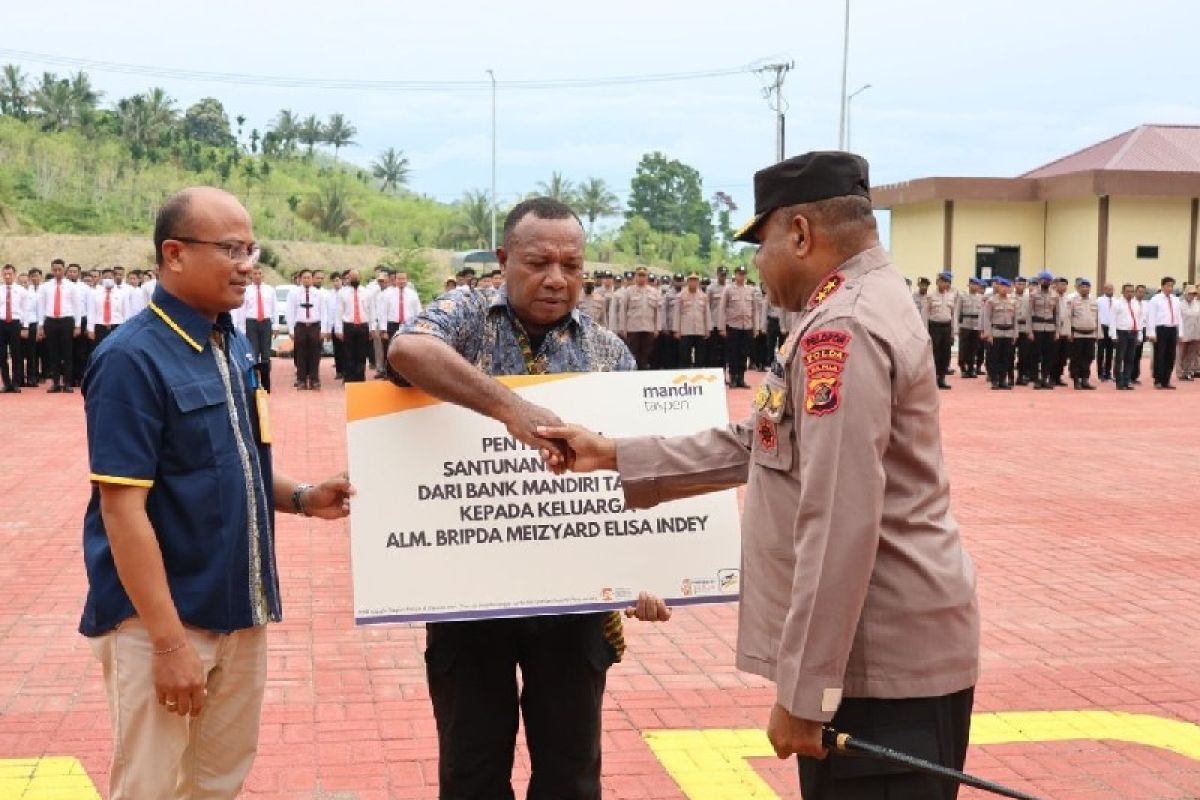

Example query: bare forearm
[273,471,302,514]
[101,504,185,648]
[389,334,520,425]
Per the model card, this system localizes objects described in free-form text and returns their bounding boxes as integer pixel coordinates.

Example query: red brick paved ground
[1,358,1199,799]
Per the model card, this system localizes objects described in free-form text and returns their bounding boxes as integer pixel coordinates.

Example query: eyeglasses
[170,237,261,264]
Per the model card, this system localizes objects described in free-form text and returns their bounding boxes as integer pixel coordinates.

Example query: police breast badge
[800,329,852,416]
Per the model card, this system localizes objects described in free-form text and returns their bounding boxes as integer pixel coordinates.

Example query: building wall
[1106,197,1192,289]
[887,201,945,282]
[950,201,1045,281]
[1045,197,1099,284]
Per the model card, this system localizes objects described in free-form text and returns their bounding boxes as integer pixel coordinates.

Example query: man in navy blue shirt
[82,186,354,800]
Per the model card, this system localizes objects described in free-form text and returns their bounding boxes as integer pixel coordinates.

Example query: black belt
[929,320,951,326]
[1032,316,1054,323]
[992,324,1014,330]
[1072,328,1096,334]
[960,313,979,318]
[296,320,321,325]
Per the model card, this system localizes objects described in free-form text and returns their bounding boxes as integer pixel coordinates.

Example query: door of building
[975,245,1020,282]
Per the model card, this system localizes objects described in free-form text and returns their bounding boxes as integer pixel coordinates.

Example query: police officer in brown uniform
[1012,277,1034,385]
[719,266,760,388]
[923,272,956,389]
[1062,278,1099,389]
[706,267,728,368]
[1028,270,1060,389]
[541,152,980,800]
[577,274,608,327]
[954,278,984,378]
[619,266,661,369]
[980,276,1018,389]
[673,272,711,368]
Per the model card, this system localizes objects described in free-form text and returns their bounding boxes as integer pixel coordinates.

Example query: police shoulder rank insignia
[806,272,845,310]
[800,329,852,416]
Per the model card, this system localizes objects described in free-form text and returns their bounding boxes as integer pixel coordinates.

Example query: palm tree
[536,171,576,204]
[323,113,357,161]
[271,109,299,155]
[32,72,75,131]
[371,147,410,192]
[117,88,178,157]
[456,190,493,249]
[297,114,324,158]
[575,177,619,234]
[68,71,102,120]
[299,182,358,240]
[0,64,30,118]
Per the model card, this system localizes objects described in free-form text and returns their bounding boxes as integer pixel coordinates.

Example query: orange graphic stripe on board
[346,373,581,422]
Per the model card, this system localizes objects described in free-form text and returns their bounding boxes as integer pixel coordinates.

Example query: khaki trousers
[1178,339,1200,377]
[89,619,268,800]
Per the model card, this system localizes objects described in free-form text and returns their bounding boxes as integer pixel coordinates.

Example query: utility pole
[837,0,851,149]
[754,61,794,163]
[486,69,497,252]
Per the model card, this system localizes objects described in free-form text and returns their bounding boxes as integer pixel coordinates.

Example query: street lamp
[837,0,851,149]
[846,83,871,151]
[486,68,497,252]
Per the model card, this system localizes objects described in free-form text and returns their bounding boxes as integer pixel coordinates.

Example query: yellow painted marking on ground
[643,711,1200,800]
[0,757,101,800]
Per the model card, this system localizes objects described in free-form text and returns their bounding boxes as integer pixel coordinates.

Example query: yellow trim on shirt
[90,474,154,488]
[148,302,203,352]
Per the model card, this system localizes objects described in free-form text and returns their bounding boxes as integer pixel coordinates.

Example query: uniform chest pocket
[750,374,794,472]
[166,378,231,471]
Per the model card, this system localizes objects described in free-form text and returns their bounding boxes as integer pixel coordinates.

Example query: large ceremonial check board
[345,369,741,625]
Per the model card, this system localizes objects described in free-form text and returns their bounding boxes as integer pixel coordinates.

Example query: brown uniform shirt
[615,246,979,721]
[706,282,727,330]
[577,291,608,327]
[924,288,957,324]
[1029,288,1060,332]
[980,295,1018,339]
[620,284,661,334]
[720,282,758,330]
[954,292,983,331]
[673,288,711,336]
[1062,296,1099,338]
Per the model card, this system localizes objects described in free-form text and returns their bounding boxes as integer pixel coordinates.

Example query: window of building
[1136,245,1159,259]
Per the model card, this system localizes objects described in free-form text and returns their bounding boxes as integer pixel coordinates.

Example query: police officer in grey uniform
[1062,278,1099,389]
[923,272,956,389]
[980,276,1018,389]
[954,277,984,378]
[1028,270,1060,389]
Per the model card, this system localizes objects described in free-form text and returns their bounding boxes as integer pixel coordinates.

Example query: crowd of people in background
[7,255,1199,399]
[913,271,1200,391]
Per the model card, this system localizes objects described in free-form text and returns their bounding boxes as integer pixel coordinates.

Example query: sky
[6,0,1200,244]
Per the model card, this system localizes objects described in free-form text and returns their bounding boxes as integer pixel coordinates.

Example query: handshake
[500,395,617,475]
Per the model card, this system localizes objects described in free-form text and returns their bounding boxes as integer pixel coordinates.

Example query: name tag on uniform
[255,388,273,444]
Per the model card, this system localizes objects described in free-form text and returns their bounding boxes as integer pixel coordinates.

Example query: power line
[753,61,793,162]
[0,48,758,92]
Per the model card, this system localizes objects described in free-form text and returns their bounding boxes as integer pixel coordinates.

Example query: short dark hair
[1161,276,1176,286]
[1136,284,1146,290]
[101,268,114,275]
[50,258,65,268]
[297,269,312,278]
[502,197,582,248]
[154,191,194,266]
[1,264,13,273]
[1122,283,1134,291]
[28,267,42,276]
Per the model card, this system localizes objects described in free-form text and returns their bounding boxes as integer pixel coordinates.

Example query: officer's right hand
[537,424,617,473]
[154,640,206,718]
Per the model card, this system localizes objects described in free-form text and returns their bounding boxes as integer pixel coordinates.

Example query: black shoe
[1081,381,1096,390]
[48,384,62,393]
[310,381,321,390]
[1,386,17,394]
[1132,379,1142,385]
[937,379,951,390]
[63,386,73,393]
[1016,377,1028,386]
[1160,383,1176,390]
[990,382,1002,390]
[1053,378,1067,387]
[946,368,956,376]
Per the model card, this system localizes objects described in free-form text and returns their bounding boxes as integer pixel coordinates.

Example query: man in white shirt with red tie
[0,264,28,393]
[287,268,331,390]
[334,269,373,383]
[373,270,422,375]
[37,258,82,393]
[1145,276,1181,389]
[241,267,277,392]
[1111,283,1142,391]
[88,269,127,348]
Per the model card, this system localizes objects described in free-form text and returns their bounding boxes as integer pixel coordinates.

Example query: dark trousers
[92,323,119,348]
[706,328,725,368]
[725,326,753,384]
[1097,325,1115,378]
[1115,330,1139,387]
[293,322,322,385]
[1032,330,1056,382]
[1152,325,1179,385]
[766,316,783,360]
[24,323,38,383]
[752,330,769,369]
[956,328,979,373]
[799,687,975,800]
[1069,337,1096,381]
[626,331,655,370]
[385,322,403,381]
[332,334,346,377]
[679,335,706,369]
[928,321,952,379]
[1132,339,1144,381]
[653,332,677,369]
[42,317,74,386]
[245,318,274,392]
[0,320,23,388]
[341,323,370,382]
[426,615,614,800]
[72,318,90,385]
[1053,336,1069,379]
[986,336,1015,384]
[1016,334,1034,380]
